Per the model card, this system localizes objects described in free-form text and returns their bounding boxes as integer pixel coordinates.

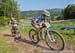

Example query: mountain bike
[11,24,21,41]
[29,22,65,50]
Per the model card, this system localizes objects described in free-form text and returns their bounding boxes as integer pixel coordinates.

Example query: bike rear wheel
[11,29,16,37]
[11,28,21,41]
[45,30,65,50]
[29,29,39,44]
[14,31,21,42]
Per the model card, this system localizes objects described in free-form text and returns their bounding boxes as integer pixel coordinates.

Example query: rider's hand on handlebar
[45,22,51,28]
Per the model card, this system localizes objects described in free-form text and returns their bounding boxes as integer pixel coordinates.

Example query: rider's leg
[34,24,42,32]
[34,24,42,39]
[31,22,42,39]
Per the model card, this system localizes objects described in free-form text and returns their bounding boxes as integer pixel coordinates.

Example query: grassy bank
[0,26,17,53]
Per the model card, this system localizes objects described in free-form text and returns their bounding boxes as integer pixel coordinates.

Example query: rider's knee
[35,25,40,31]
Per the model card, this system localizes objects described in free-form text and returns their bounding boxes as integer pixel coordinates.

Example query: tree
[63,4,75,19]
[0,0,21,25]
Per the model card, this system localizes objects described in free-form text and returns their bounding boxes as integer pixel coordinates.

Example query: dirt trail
[1,27,74,53]
[1,27,49,53]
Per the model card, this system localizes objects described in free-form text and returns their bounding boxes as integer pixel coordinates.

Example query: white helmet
[43,10,50,16]
[11,17,15,20]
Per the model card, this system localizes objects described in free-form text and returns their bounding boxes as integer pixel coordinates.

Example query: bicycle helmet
[43,10,50,17]
[11,17,15,20]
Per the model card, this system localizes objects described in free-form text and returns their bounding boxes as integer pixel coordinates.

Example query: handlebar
[40,22,51,29]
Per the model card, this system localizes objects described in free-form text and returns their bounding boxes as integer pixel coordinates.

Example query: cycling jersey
[31,15,43,23]
[10,20,15,24]
[9,19,17,27]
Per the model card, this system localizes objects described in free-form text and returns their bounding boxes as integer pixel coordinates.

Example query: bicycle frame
[35,22,55,41]
[39,22,51,40]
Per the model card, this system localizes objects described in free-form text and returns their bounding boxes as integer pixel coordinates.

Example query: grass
[51,19,75,26]
[51,19,75,47]
[0,32,17,53]
[0,26,17,53]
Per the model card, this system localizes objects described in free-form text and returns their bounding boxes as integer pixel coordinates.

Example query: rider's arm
[34,19,39,25]
[9,20,12,27]
[44,18,50,23]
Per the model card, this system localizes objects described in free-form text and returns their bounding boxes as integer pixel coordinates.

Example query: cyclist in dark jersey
[31,10,50,32]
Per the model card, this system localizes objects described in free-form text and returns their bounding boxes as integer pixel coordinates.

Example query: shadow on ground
[3,33,64,51]
[3,34,13,37]
[19,38,51,50]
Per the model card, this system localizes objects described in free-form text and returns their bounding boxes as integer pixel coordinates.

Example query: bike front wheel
[45,30,65,50]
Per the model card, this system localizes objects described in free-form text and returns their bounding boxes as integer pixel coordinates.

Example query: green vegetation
[21,4,75,20]
[63,4,75,19]
[0,26,17,53]
[0,0,21,25]
[0,35,17,53]
[51,19,75,26]
[21,8,62,19]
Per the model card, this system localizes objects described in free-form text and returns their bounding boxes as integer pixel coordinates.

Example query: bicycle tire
[11,29,16,37]
[14,31,21,41]
[29,29,39,44]
[45,30,65,50]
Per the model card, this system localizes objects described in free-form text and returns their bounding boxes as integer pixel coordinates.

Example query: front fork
[46,30,56,42]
